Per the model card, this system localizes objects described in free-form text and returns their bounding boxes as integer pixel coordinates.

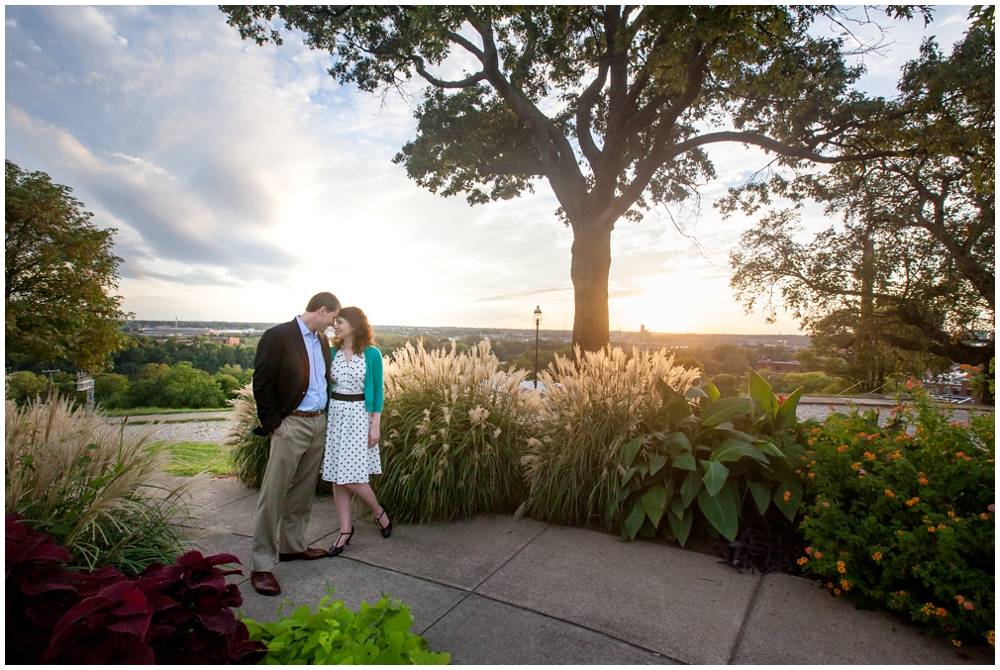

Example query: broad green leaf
[711,438,768,463]
[700,397,753,426]
[620,465,637,486]
[679,469,702,507]
[774,386,804,431]
[638,464,649,478]
[747,481,771,515]
[772,482,803,522]
[672,451,697,471]
[624,501,646,540]
[664,431,692,454]
[721,479,742,518]
[755,439,786,459]
[700,459,729,497]
[759,455,801,484]
[667,503,694,546]
[725,457,756,477]
[648,453,668,477]
[698,487,739,541]
[623,436,644,467]
[748,368,777,417]
[703,377,721,402]
[657,379,694,423]
[719,427,760,443]
[685,386,709,399]
[641,484,669,527]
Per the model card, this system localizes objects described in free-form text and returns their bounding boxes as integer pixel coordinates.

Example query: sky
[4,5,973,333]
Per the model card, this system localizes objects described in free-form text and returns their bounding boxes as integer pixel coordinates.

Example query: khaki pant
[251,413,327,572]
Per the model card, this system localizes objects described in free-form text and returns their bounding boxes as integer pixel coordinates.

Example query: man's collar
[295,315,316,337]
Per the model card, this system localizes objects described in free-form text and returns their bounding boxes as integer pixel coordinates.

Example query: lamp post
[533,305,542,389]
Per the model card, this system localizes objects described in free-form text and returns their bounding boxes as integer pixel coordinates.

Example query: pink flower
[805,547,813,555]
[989,504,995,512]
[858,469,866,475]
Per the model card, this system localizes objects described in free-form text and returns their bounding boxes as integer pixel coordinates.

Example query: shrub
[5,514,266,664]
[94,372,130,408]
[618,371,809,547]
[243,588,449,664]
[5,395,203,574]
[6,370,49,404]
[518,346,701,529]
[377,340,535,522]
[767,371,841,395]
[796,385,995,646]
[225,383,271,488]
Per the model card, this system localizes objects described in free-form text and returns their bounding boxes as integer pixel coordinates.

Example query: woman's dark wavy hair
[334,306,373,352]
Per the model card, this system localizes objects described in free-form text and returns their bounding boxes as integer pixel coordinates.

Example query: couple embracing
[248,292,390,596]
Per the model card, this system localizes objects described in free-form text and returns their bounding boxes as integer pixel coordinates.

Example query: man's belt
[330,392,366,402]
[290,409,325,417]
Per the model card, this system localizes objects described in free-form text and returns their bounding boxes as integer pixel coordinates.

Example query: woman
[321,306,391,556]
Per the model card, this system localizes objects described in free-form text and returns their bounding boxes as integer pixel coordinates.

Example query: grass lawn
[160,442,232,477]
[103,407,232,417]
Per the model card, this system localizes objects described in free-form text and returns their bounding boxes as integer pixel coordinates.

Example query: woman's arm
[368,411,381,447]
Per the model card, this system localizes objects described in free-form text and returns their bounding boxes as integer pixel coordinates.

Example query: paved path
[176,477,992,665]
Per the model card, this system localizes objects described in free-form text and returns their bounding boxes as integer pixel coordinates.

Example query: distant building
[924,368,972,399]
[209,336,241,346]
[757,356,801,374]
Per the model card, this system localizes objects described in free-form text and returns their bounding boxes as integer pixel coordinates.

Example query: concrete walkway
[183,477,992,665]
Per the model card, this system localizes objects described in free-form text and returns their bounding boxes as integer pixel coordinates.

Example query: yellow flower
[952,640,962,647]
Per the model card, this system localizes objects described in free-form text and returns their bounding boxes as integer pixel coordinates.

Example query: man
[249,292,340,595]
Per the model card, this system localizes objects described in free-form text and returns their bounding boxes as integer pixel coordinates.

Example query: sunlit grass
[158,441,232,477]
[102,406,232,417]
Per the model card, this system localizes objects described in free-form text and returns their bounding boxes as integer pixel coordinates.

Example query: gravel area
[124,420,231,444]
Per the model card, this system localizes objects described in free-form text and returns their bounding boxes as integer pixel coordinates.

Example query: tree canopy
[222,5,911,350]
[727,18,994,373]
[5,160,132,372]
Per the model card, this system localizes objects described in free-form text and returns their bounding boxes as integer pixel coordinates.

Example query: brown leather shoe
[278,547,329,561]
[251,571,281,596]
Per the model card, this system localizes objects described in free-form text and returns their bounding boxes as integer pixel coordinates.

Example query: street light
[533,306,542,389]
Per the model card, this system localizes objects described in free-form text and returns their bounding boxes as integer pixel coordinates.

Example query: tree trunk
[570,222,613,351]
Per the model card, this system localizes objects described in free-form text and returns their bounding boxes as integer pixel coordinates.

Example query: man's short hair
[305,292,341,313]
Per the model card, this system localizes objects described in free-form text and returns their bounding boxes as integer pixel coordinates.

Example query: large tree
[222,5,909,350]
[5,160,132,372]
[727,19,994,370]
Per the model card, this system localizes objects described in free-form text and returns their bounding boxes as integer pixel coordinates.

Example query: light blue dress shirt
[295,316,328,412]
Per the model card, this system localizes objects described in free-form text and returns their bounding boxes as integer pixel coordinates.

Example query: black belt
[290,409,325,417]
[331,392,365,402]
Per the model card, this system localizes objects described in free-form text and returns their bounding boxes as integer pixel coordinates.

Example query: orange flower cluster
[885,490,895,498]
[952,640,962,647]
[863,451,876,460]
[987,631,994,647]
[872,552,883,562]
[928,526,936,533]
[982,513,991,520]
[797,556,808,566]
[837,445,849,452]
[905,497,919,507]
[840,579,851,591]
[782,491,791,502]
[851,462,862,470]
[837,560,847,573]
[919,477,929,485]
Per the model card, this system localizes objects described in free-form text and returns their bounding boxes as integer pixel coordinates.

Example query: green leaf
[672,451,697,471]
[685,386,709,399]
[774,386,804,430]
[657,379,694,423]
[748,368,778,417]
[700,397,753,426]
[620,465,638,486]
[719,427,760,443]
[623,436,644,467]
[747,481,771,515]
[664,431,692,455]
[772,482,803,521]
[624,501,646,540]
[711,438,768,463]
[755,439,786,459]
[698,487,739,541]
[648,453,668,477]
[641,485,669,527]
[679,469,702,507]
[700,459,729,497]
[703,377,721,402]
[667,503,694,546]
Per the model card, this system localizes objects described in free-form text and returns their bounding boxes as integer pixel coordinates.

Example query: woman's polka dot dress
[321,349,381,484]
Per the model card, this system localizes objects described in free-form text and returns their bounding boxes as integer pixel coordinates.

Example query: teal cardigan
[330,345,384,413]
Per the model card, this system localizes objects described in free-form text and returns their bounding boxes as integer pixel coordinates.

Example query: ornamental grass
[518,346,701,530]
[375,339,537,522]
[5,395,204,574]
[225,383,271,488]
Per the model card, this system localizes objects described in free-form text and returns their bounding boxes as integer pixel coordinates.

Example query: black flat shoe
[327,526,354,557]
[376,507,392,539]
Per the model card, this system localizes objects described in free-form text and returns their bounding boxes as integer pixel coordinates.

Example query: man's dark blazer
[252,318,332,435]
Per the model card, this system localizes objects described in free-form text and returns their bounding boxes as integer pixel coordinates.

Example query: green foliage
[243,589,449,665]
[5,160,132,372]
[797,385,995,645]
[161,442,232,478]
[5,395,203,574]
[766,371,847,395]
[6,370,49,404]
[377,340,533,522]
[94,372,130,408]
[123,361,227,409]
[619,370,808,545]
[109,335,256,379]
[518,347,701,529]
